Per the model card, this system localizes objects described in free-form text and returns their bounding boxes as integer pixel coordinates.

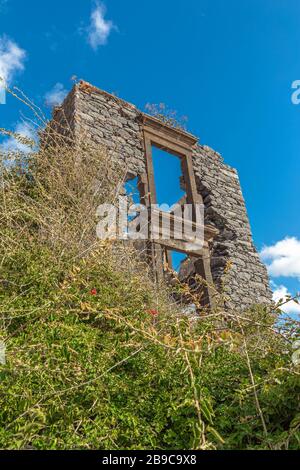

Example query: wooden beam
[142,114,198,149]
[194,250,216,309]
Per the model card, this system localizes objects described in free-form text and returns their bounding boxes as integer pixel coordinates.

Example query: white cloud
[0,35,26,85]
[272,284,300,315]
[87,2,116,49]
[44,83,68,107]
[260,237,300,278]
[1,122,37,154]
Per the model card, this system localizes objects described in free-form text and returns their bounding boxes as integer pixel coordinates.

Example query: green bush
[0,241,298,449]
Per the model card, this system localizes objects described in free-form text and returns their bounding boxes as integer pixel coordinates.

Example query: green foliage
[0,243,299,449]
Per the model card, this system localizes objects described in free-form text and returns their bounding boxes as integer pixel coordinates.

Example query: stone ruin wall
[52,81,272,310]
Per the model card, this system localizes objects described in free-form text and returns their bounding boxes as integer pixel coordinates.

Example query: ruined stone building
[51,80,272,310]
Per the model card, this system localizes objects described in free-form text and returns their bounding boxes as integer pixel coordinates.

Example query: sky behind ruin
[1,0,299,312]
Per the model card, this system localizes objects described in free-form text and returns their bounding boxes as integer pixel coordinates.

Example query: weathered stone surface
[51,80,272,310]
[188,142,273,308]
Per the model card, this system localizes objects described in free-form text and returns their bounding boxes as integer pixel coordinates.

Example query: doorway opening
[124,175,140,205]
[151,146,185,209]
[163,249,187,273]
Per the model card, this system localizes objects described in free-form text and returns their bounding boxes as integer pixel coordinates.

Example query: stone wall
[192,145,272,307]
[53,80,272,310]
[56,81,146,178]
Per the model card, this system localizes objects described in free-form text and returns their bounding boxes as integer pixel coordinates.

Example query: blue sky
[0,0,299,312]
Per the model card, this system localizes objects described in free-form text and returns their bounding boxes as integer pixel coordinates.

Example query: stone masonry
[50,80,272,310]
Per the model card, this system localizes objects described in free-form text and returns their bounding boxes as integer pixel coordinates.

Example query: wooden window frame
[141,115,218,308]
[142,114,201,208]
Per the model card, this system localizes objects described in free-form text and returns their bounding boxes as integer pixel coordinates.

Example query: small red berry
[148,309,158,316]
[90,288,97,296]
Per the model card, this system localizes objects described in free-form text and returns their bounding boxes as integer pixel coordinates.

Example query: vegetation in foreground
[0,90,299,450]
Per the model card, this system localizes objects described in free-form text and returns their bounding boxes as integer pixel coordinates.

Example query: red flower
[148,309,159,316]
[90,288,97,296]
